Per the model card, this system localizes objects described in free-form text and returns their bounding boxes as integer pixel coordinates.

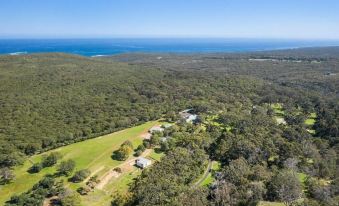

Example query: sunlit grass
[0,121,160,205]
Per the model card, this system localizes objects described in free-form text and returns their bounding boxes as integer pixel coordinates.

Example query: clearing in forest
[0,121,161,205]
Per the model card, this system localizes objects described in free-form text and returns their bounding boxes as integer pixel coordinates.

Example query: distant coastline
[1,38,339,56]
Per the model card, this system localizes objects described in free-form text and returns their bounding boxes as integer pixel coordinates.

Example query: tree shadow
[0,179,11,185]
[154,148,163,154]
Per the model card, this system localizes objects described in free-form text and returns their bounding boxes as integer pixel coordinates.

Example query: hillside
[0,121,162,205]
[107,47,339,94]
[0,48,338,206]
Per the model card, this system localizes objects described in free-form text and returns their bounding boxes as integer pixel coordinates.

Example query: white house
[135,157,152,169]
[186,114,198,122]
[179,109,198,123]
[149,125,164,133]
[162,124,172,129]
[160,136,171,142]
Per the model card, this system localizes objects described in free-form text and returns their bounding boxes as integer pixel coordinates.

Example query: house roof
[149,126,164,132]
[161,136,171,142]
[187,114,197,121]
[179,109,197,121]
[163,124,172,128]
[136,157,151,165]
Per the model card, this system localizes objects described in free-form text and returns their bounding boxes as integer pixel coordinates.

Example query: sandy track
[192,160,212,188]
[83,166,105,183]
[140,132,152,139]
[96,149,152,190]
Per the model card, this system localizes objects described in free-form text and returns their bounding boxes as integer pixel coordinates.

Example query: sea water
[0,38,338,56]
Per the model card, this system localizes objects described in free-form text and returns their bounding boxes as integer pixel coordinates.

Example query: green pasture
[0,121,160,205]
[305,112,317,126]
[199,161,221,187]
[271,103,285,116]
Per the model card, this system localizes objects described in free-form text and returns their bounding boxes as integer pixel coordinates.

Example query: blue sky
[0,0,338,39]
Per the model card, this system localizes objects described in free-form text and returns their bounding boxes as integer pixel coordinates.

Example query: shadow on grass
[0,179,13,185]
[154,148,163,154]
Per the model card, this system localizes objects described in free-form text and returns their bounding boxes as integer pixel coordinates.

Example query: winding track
[193,160,212,187]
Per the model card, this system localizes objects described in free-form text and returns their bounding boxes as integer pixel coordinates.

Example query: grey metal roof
[137,157,151,165]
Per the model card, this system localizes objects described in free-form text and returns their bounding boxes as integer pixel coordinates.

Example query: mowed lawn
[82,168,142,206]
[0,121,160,205]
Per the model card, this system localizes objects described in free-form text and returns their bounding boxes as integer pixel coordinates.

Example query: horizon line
[1,36,339,41]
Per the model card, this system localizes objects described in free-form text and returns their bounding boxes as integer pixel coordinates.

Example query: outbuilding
[135,157,152,169]
[179,109,198,123]
[149,125,164,133]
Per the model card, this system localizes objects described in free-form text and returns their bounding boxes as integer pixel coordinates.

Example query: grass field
[271,103,285,116]
[204,114,232,131]
[147,149,165,161]
[270,103,287,125]
[200,161,221,186]
[0,121,161,205]
[258,201,284,206]
[305,112,317,126]
[297,172,308,190]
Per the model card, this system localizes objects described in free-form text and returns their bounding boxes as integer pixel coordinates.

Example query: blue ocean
[0,38,338,57]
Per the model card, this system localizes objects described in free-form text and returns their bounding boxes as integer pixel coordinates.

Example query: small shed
[135,157,152,169]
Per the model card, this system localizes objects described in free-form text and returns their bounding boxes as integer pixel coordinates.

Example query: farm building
[135,157,152,169]
[163,124,172,128]
[149,125,164,133]
[160,136,171,142]
[179,109,198,123]
[186,114,197,122]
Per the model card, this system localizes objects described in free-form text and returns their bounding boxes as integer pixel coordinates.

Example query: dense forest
[0,47,338,205]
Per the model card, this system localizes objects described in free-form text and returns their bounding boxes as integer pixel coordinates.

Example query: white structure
[160,136,171,142]
[141,132,152,140]
[179,109,198,123]
[163,124,172,129]
[149,125,164,133]
[135,157,152,169]
[186,114,197,122]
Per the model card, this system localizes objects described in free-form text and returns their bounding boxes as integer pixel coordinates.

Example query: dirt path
[27,158,34,165]
[83,165,105,183]
[85,123,155,178]
[140,132,152,140]
[87,123,156,190]
[96,149,152,190]
[42,196,58,206]
[193,160,212,187]
[96,170,121,189]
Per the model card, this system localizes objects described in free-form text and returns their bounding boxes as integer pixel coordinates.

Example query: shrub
[112,145,133,161]
[77,186,91,195]
[29,163,43,173]
[71,169,91,183]
[121,140,133,149]
[136,144,146,152]
[134,149,143,157]
[0,167,15,184]
[114,167,122,173]
[42,152,61,167]
[57,160,76,176]
[86,175,100,189]
[143,140,151,149]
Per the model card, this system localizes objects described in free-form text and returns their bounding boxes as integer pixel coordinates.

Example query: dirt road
[96,149,152,190]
